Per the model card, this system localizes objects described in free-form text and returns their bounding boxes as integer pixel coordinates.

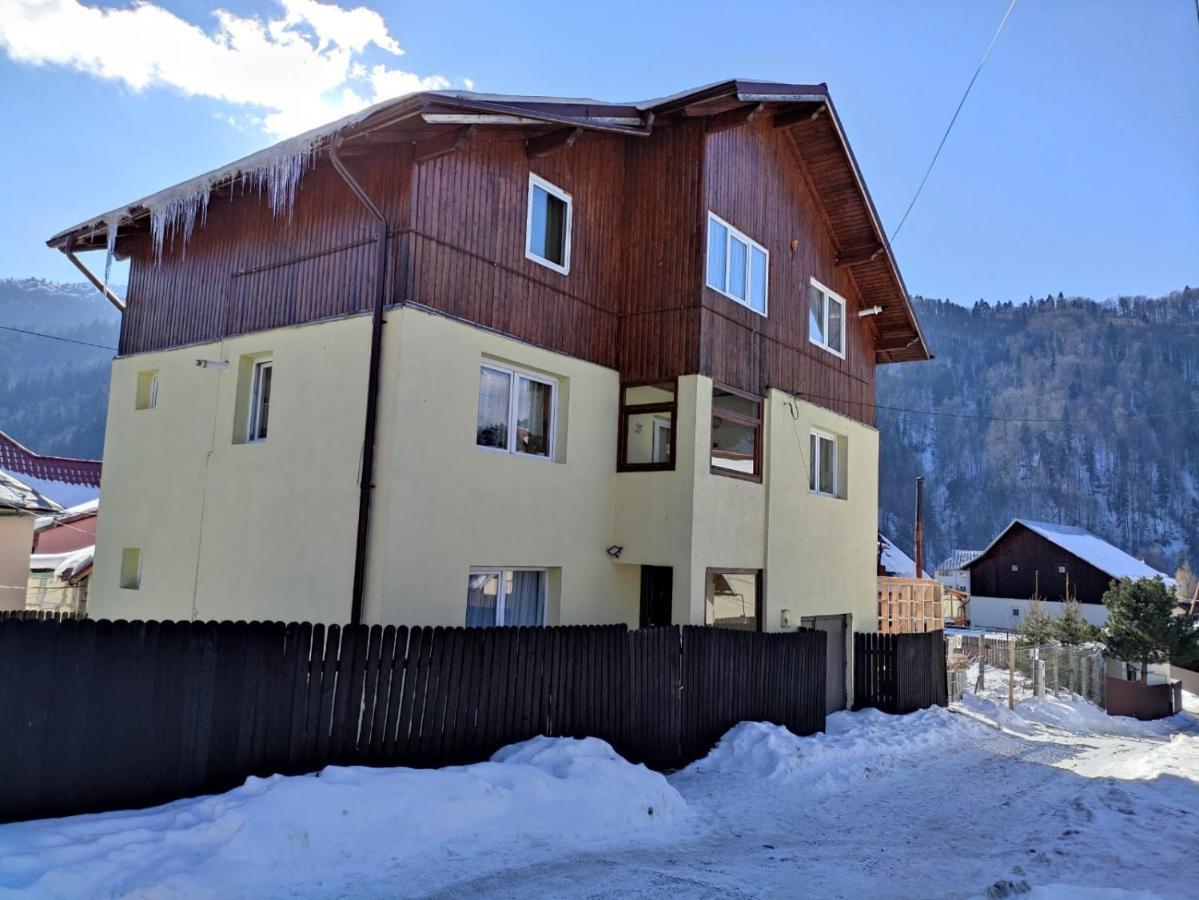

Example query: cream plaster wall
[0,515,34,611]
[90,315,370,623]
[364,306,639,627]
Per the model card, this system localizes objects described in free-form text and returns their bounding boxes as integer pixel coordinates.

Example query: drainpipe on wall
[329,137,390,627]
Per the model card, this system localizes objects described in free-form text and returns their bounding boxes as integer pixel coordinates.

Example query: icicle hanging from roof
[146,143,319,262]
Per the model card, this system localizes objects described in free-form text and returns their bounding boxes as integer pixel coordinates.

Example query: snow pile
[959,691,1195,739]
[685,706,977,788]
[0,736,685,900]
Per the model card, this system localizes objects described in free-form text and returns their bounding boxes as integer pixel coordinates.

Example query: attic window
[706,213,767,315]
[1011,564,1019,572]
[526,174,572,274]
[808,279,846,357]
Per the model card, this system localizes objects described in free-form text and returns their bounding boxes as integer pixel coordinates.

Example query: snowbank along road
[1,693,1196,899]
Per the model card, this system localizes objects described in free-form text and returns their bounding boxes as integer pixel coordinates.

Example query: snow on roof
[34,497,99,531]
[0,470,61,514]
[937,549,982,571]
[878,532,928,579]
[968,519,1173,585]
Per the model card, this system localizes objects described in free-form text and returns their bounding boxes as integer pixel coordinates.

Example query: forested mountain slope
[879,289,1199,574]
[0,279,120,459]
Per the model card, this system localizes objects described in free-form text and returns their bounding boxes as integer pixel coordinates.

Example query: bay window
[711,386,762,480]
[619,380,676,471]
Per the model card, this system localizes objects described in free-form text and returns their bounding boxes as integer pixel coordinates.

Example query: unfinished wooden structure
[877,577,944,634]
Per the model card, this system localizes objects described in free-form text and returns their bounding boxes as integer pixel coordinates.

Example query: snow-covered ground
[2,695,1196,899]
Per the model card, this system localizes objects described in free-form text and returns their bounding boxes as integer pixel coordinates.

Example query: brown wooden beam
[705,103,766,134]
[773,104,826,129]
[835,243,885,267]
[526,127,583,159]
[413,125,477,163]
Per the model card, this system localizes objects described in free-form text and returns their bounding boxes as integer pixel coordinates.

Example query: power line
[0,324,116,351]
[890,0,1019,241]
[790,390,1199,426]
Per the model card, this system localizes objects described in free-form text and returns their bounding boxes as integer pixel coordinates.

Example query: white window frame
[148,373,159,409]
[705,212,768,317]
[525,174,573,275]
[247,358,272,443]
[808,278,847,359]
[810,429,839,498]
[477,362,558,461]
[468,567,548,626]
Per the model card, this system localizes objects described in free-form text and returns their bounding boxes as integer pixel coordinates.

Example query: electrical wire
[890,0,1019,241]
[0,324,117,351]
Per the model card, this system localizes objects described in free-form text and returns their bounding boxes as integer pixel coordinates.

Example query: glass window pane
[809,433,817,491]
[476,367,511,449]
[252,363,272,441]
[515,376,553,457]
[466,573,500,627]
[711,415,757,474]
[623,383,674,406]
[625,411,672,464]
[707,219,728,290]
[828,296,844,353]
[705,571,758,631]
[728,236,748,301]
[749,247,767,314]
[809,284,826,345]
[712,388,759,419]
[505,570,546,626]
[819,436,836,495]
[530,186,566,266]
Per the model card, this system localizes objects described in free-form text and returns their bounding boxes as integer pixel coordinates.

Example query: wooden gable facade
[966,522,1117,605]
[51,81,929,429]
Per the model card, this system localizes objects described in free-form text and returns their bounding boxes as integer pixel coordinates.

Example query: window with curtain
[475,363,557,459]
[711,386,762,480]
[526,174,572,274]
[705,213,767,315]
[619,381,676,470]
[808,280,846,357]
[466,569,547,627]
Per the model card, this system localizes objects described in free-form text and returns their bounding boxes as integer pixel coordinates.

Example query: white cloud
[0,0,455,137]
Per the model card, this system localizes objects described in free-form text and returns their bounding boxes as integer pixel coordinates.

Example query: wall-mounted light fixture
[606,545,623,559]
[195,359,230,371]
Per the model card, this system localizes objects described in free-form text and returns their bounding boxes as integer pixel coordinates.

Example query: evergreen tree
[1053,600,1098,645]
[1101,577,1199,682]
[1018,597,1056,646]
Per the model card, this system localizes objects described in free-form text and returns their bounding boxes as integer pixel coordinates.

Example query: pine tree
[1018,596,1056,646]
[1053,599,1098,645]
[1102,577,1199,682]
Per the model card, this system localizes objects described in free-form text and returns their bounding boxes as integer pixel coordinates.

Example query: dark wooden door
[639,566,673,628]
[803,614,848,712]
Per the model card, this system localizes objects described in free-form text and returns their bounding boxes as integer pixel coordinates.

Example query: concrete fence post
[1035,659,1046,699]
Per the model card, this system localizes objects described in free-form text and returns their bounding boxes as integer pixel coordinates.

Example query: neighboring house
[47,79,930,708]
[964,519,1172,629]
[0,432,101,611]
[28,499,99,614]
[934,549,980,593]
[877,532,927,578]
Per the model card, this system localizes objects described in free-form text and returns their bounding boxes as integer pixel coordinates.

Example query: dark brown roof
[0,432,102,489]
[47,79,929,362]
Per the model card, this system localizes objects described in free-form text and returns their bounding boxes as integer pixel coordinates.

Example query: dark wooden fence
[0,618,825,824]
[853,631,948,714]
[0,609,80,622]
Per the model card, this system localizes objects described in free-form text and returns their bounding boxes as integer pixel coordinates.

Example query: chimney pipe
[914,476,925,579]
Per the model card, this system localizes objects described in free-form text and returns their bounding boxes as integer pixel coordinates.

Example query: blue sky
[0,0,1195,303]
